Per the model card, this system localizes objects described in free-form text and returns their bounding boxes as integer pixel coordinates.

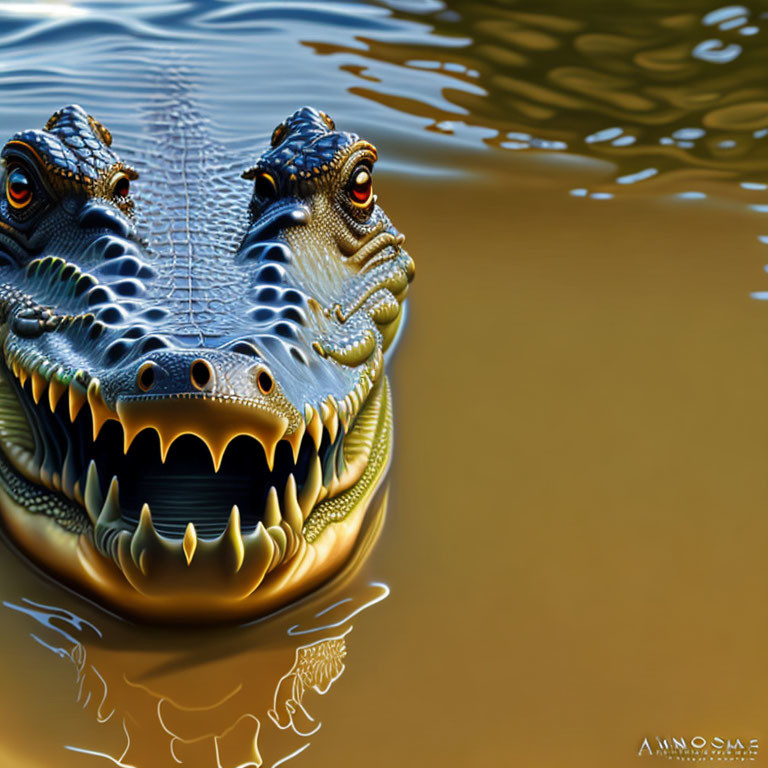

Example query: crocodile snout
[126,348,277,402]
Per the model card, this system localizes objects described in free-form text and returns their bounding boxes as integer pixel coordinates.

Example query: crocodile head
[0,105,413,621]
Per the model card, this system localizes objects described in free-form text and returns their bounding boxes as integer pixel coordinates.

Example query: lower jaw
[0,383,393,624]
[0,475,389,623]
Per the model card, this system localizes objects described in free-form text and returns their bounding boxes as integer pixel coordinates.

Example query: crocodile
[0,103,413,621]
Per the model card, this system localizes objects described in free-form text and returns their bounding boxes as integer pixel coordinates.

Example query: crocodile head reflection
[0,104,413,621]
[5,569,390,765]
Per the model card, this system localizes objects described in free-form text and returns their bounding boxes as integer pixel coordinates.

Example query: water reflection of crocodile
[0,99,413,621]
[5,569,390,767]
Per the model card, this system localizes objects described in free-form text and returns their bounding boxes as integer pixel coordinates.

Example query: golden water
[2,1,768,766]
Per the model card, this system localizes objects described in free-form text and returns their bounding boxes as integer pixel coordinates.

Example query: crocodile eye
[348,165,373,208]
[5,166,32,209]
[271,123,287,148]
[112,172,130,198]
[255,171,278,200]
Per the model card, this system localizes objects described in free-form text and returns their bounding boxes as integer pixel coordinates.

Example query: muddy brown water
[1,1,768,766]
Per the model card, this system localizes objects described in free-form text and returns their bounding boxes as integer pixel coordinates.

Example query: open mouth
[0,343,389,607]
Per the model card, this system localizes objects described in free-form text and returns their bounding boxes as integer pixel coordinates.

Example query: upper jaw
[0,322,386,568]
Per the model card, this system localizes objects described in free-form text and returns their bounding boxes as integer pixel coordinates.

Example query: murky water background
[2,1,768,765]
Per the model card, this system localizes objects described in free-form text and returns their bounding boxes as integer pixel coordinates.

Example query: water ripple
[2,2,768,185]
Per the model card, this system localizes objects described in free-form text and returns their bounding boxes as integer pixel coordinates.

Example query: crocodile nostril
[256,368,274,395]
[190,358,214,391]
[137,361,156,392]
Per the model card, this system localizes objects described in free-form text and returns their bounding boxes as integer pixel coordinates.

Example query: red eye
[348,166,373,207]
[6,166,32,209]
[112,173,130,198]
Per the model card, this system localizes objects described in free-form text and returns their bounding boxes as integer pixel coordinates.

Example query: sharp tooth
[130,503,155,573]
[94,476,122,554]
[223,505,245,573]
[31,371,47,404]
[283,474,303,535]
[304,403,314,424]
[180,433,227,472]
[306,405,323,450]
[267,524,287,568]
[98,475,121,526]
[48,376,66,412]
[322,398,338,443]
[68,379,87,422]
[84,460,103,525]
[18,366,29,387]
[73,479,84,506]
[263,440,277,472]
[182,522,197,566]
[241,521,275,585]
[87,378,116,440]
[264,486,282,528]
[285,418,305,464]
[299,453,322,519]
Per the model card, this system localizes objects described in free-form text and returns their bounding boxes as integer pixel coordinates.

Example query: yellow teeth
[321,398,338,443]
[30,371,46,404]
[98,476,122,526]
[283,473,303,534]
[131,503,158,574]
[87,378,118,440]
[224,505,245,573]
[115,397,289,472]
[306,403,323,450]
[68,378,87,422]
[337,399,349,432]
[116,516,277,599]
[48,377,66,412]
[264,486,281,528]
[182,522,197,566]
[299,454,323,519]
[285,418,305,463]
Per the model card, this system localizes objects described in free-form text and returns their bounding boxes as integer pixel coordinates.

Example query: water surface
[2,1,768,766]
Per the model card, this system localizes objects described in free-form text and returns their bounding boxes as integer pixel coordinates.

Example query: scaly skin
[0,104,414,621]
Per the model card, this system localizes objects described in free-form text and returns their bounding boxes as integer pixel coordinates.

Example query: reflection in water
[269,631,350,737]
[5,583,389,767]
